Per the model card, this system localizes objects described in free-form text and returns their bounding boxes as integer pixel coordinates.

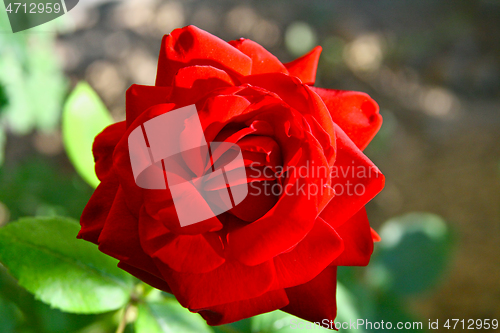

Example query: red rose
[79,25,384,326]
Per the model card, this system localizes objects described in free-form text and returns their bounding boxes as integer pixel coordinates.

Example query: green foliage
[29,300,106,333]
[0,82,8,112]
[0,126,5,166]
[248,284,362,332]
[0,82,7,166]
[335,283,365,333]
[251,311,329,332]
[336,212,454,332]
[214,319,252,333]
[365,292,425,332]
[62,82,113,188]
[0,265,118,333]
[0,216,134,314]
[0,212,452,332]
[0,156,93,221]
[0,30,66,135]
[135,300,214,333]
[370,212,454,295]
[0,294,17,333]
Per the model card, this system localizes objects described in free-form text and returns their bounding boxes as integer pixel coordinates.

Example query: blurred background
[0,0,499,332]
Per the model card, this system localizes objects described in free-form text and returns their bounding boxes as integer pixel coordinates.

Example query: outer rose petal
[78,172,120,244]
[196,289,289,326]
[98,187,144,262]
[229,38,289,75]
[171,65,235,104]
[320,124,385,229]
[156,257,276,309]
[282,266,338,325]
[86,187,168,281]
[273,217,343,289]
[118,261,172,293]
[93,121,126,181]
[371,228,381,242]
[284,46,322,85]
[113,104,182,216]
[311,87,382,150]
[154,202,223,235]
[330,207,374,266]
[156,25,252,86]
[138,208,225,274]
[126,85,171,128]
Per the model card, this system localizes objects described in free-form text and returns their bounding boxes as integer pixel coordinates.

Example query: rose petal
[89,186,167,280]
[78,172,120,244]
[147,198,223,235]
[311,87,382,150]
[273,217,343,289]
[229,38,289,75]
[281,266,338,324]
[97,187,143,262]
[156,25,252,86]
[171,65,235,104]
[229,180,279,222]
[227,131,332,266]
[199,94,252,142]
[126,85,171,128]
[302,113,336,174]
[330,207,374,266]
[113,104,182,216]
[241,73,336,161]
[156,257,276,309]
[238,135,282,167]
[118,261,172,293]
[284,46,322,85]
[93,121,126,181]
[196,289,289,326]
[138,207,225,274]
[320,124,385,229]
[371,228,381,242]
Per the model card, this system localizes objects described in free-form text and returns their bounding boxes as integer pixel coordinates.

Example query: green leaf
[251,310,330,332]
[248,285,363,332]
[0,295,18,333]
[135,300,213,333]
[215,319,252,333]
[369,212,454,295]
[335,283,365,333]
[369,292,425,332]
[0,82,8,112]
[0,216,134,314]
[0,32,67,134]
[62,82,113,188]
[0,156,94,221]
[0,126,5,166]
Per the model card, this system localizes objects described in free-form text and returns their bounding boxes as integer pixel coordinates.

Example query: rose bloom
[79,26,385,326]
